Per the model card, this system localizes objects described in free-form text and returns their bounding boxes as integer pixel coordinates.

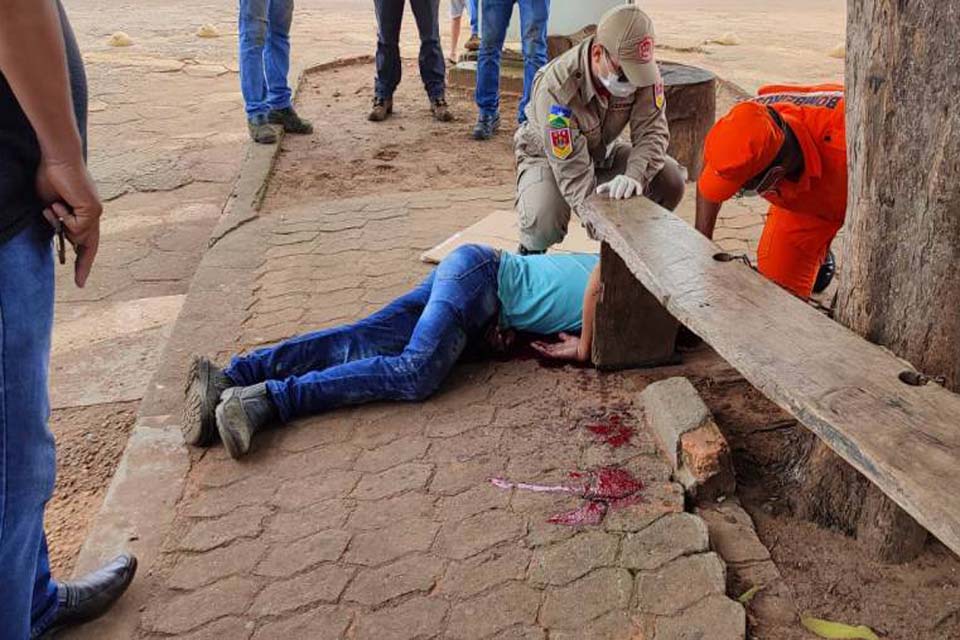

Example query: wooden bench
[580,194,960,558]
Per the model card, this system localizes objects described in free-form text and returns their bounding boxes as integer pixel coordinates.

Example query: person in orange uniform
[696,84,846,298]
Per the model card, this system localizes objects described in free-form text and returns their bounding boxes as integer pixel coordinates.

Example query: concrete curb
[65,54,371,640]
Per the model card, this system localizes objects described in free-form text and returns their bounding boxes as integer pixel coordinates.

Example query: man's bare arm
[0,0,102,287]
[695,189,722,240]
[576,264,602,361]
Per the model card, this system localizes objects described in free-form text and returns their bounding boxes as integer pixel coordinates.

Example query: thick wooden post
[592,242,680,370]
[660,62,716,180]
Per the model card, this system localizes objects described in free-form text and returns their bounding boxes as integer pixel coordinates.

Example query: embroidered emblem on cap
[638,36,654,64]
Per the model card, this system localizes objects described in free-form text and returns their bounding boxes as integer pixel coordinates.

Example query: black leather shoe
[268,106,313,134]
[38,554,137,639]
[813,249,836,294]
[216,383,279,460]
[472,112,501,140]
[182,355,232,447]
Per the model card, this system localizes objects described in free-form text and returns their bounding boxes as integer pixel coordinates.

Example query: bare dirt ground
[266,59,520,207]
[46,402,138,576]
[696,374,960,640]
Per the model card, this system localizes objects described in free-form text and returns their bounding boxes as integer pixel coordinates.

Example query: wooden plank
[578,194,960,556]
[593,243,680,369]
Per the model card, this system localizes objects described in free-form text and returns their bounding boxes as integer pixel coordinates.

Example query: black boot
[216,383,278,460]
[38,555,137,639]
[182,355,233,447]
[268,106,314,134]
[813,249,836,294]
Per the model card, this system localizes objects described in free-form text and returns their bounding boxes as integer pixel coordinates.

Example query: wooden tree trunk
[660,62,716,181]
[795,0,960,563]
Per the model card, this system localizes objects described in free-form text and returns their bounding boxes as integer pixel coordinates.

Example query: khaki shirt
[515,36,670,209]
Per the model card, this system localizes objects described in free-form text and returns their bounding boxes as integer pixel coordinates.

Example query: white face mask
[599,53,637,98]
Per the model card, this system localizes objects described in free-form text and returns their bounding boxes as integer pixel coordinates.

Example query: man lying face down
[182,244,601,460]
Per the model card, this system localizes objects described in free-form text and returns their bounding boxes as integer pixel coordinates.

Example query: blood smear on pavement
[585,413,635,448]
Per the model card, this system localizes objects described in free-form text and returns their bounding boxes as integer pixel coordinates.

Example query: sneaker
[247,116,278,144]
[268,106,313,134]
[431,96,454,122]
[813,249,836,294]
[216,383,279,460]
[465,33,481,51]
[472,112,501,140]
[182,355,232,447]
[368,96,394,122]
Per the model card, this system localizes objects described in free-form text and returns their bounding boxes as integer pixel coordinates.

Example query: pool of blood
[585,413,635,448]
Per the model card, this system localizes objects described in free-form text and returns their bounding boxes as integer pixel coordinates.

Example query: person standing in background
[0,1,138,638]
[472,0,550,140]
[448,0,480,63]
[239,0,314,143]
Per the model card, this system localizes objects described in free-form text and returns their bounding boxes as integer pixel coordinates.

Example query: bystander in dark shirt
[0,1,86,246]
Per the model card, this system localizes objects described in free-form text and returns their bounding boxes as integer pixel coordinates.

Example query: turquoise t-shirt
[497,252,599,334]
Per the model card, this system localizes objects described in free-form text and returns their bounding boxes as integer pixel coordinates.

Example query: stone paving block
[493,626,547,640]
[178,505,271,552]
[182,475,280,518]
[273,443,361,478]
[528,531,619,586]
[550,610,638,640]
[696,498,771,564]
[272,470,361,510]
[430,454,505,496]
[251,605,352,640]
[143,577,258,635]
[352,462,434,500]
[255,529,351,577]
[446,582,542,640]
[621,513,710,571]
[263,499,353,542]
[178,617,254,640]
[343,553,445,606]
[354,596,449,640]
[353,436,430,473]
[652,594,746,640]
[639,377,736,500]
[425,404,496,438]
[347,491,436,530]
[250,563,355,617]
[603,482,684,533]
[634,553,727,617]
[437,509,525,560]
[345,517,440,566]
[439,483,510,523]
[437,543,531,598]
[168,539,267,590]
[540,568,633,629]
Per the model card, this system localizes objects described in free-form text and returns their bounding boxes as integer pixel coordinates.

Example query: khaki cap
[596,4,659,87]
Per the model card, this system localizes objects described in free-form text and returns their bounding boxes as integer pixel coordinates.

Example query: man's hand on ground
[596,175,642,200]
[531,332,588,362]
[37,158,102,288]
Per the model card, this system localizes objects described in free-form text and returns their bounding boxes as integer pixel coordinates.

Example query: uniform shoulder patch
[654,80,665,110]
[547,105,573,160]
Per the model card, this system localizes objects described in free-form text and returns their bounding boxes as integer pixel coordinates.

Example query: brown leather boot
[430,96,454,122]
[368,96,393,122]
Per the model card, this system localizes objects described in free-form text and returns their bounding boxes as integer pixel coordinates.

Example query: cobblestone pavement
[129,187,744,639]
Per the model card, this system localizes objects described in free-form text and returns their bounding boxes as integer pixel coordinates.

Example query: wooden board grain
[578,194,960,556]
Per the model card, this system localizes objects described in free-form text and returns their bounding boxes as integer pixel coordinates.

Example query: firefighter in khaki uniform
[513,4,686,254]
[696,84,846,298]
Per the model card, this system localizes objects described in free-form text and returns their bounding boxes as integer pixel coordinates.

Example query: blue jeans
[239,0,294,119]
[0,219,59,639]
[226,245,500,421]
[476,0,549,123]
[374,0,446,100]
[469,0,479,35]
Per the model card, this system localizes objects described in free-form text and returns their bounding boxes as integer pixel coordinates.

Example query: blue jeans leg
[475,0,515,118]
[409,0,446,99]
[469,0,479,35]
[374,0,405,100]
[265,0,294,112]
[225,275,434,392]
[239,0,270,118]
[0,219,59,639]
[264,245,500,420]
[517,0,549,123]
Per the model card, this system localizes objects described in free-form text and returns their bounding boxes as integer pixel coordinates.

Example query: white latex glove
[596,174,642,200]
